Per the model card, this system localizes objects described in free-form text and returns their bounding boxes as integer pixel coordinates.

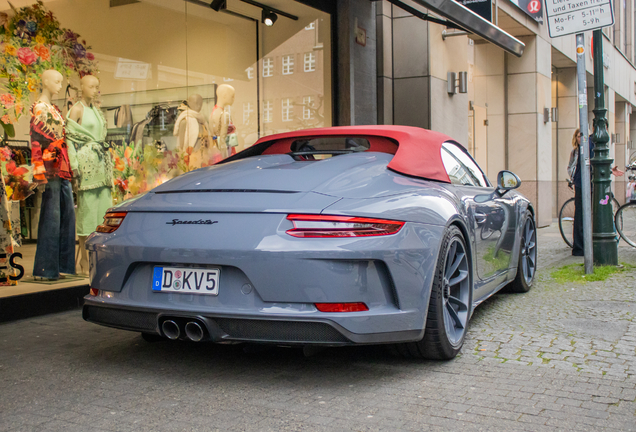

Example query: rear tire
[615,202,636,247]
[507,211,537,293]
[558,197,575,248]
[393,225,472,360]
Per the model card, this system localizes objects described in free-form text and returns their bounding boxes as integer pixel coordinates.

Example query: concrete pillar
[555,67,579,217]
[391,4,430,129]
[615,101,629,204]
[336,0,377,126]
[607,88,616,199]
[625,106,636,167]
[626,0,634,63]
[506,36,553,227]
[551,68,558,218]
[472,42,505,180]
[376,2,467,145]
[376,1,393,125]
[427,24,469,143]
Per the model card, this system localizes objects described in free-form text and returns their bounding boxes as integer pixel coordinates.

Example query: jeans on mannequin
[33,178,76,279]
[76,236,89,275]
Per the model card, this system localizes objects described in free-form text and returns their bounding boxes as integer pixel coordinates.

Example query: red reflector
[89,288,99,296]
[315,302,369,312]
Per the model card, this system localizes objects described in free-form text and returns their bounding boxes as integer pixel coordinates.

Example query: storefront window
[0,0,332,285]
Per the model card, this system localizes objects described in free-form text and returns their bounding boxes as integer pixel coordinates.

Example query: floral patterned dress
[29,101,72,182]
[0,174,17,286]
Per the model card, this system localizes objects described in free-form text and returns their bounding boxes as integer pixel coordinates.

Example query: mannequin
[173,94,214,169]
[66,75,113,275]
[31,69,76,280]
[210,84,236,159]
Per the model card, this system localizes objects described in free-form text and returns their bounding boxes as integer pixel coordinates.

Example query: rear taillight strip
[96,212,127,233]
[286,214,404,238]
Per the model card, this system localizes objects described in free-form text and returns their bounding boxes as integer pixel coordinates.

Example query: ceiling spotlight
[262,9,277,26]
[209,0,226,11]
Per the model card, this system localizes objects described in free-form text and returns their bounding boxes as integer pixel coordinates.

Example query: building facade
[371,0,636,227]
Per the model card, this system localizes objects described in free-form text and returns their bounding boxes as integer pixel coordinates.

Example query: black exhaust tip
[185,321,205,342]
[161,320,180,340]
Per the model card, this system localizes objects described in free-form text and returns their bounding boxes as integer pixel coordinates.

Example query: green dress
[66,102,113,236]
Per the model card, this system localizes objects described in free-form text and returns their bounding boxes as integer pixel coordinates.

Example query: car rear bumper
[82,300,423,346]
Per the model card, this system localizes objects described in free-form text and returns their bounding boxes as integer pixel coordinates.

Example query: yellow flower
[5,186,12,199]
[15,88,22,100]
[4,44,16,56]
[27,78,37,92]
[35,35,45,44]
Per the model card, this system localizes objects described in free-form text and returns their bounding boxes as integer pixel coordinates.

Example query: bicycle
[558,178,620,248]
[614,160,636,247]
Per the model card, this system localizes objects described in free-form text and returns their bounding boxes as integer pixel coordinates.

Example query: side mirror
[496,170,521,194]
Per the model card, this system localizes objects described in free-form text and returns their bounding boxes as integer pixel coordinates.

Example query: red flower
[114,178,129,193]
[17,47,37,65]
[5,161,32,201]
[86,52,95,61]
[33,44,50,61]
[5,161,28,177]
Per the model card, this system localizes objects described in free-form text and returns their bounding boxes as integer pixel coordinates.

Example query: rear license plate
[152,267,220,295]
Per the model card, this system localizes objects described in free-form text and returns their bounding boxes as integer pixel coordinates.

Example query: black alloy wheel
[393,225,472,360]
[507,211,536,293]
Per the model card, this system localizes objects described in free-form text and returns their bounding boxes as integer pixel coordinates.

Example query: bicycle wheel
[559,197,575,248]
[612,197,623,233]
[615,202,636,247]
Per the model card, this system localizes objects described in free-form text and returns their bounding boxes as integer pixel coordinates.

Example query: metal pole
[591,29,618,266]
[576,33,594,274]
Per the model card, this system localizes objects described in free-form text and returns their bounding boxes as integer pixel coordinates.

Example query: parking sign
[544,0,614,38]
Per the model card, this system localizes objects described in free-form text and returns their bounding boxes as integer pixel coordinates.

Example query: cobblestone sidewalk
[464,224,636,379]
[0,223,635,431]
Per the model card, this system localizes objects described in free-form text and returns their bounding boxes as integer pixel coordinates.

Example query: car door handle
[474,213,487,224]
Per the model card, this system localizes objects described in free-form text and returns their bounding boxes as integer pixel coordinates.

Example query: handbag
[225,133,238,147]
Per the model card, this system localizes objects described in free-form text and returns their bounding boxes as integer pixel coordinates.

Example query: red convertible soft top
[224,125,453,184]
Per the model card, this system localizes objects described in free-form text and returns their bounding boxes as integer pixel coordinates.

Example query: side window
[442,142,489,187]
[441,148,475,186]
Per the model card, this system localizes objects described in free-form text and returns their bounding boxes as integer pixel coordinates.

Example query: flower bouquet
[109,140,225,202]
[0,1,98,136]
[4,160,35,200]
[111,142,171,202]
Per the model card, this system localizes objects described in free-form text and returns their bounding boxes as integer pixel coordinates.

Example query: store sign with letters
[511,0,544,24]
[115,60,150,80]
[0,253,24,282]
[544,0,614,37]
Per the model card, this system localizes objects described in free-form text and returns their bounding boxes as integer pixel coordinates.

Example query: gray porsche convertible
[83,125,536,360]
